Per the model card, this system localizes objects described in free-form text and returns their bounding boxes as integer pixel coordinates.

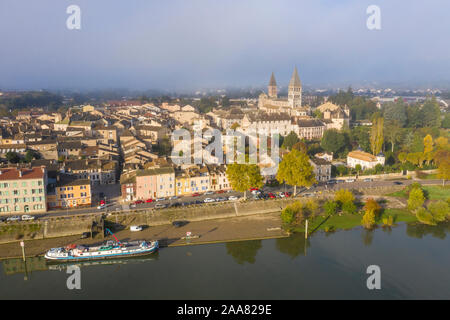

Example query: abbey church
[258,67,311,116]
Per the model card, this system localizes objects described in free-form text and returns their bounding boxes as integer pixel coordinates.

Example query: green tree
[226,163,263,200]
[282,131,299,150]
[370,116,384,155]
[428,200,449,222]
[334,189,355,206]
[324,200,338,215]
[384,120,402,152]
[421,97,441,128]
[321,129,348,156]
[5,152,21,163]
[276,149,316,195]
[408,187,425,211]
[384,99,407,127]
[415,207,436,226]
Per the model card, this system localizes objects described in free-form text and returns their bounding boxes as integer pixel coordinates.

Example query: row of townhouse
[0,166,92,215]
[120,165,231,201]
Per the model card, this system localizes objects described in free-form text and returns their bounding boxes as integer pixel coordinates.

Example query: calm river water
[1,222,449,299]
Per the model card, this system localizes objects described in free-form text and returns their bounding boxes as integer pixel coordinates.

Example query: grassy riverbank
[292,208,417,234]
[387,185,450,200]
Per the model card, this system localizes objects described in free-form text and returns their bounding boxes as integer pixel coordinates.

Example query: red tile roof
[0,167,45,181]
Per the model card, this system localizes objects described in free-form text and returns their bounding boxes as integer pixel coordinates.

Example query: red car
[134,200,144,205]
[145,199,153,203]
[268,193,276,199]
[216,190,225,194]
[249,187,259,192]
[100,200,105,205]
[192,193,201,197]
[283,192,291,197]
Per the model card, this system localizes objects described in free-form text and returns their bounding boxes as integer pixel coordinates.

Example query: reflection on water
[276,233,310,258]
[226,240,262,265]
[406,222,450,240]
[1,253,159,278]
[1,221,449,299]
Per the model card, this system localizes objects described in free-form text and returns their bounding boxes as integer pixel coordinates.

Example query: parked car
[203,198,215,203]
[268,192,276,199]
[363,178,373,182]
[393,181,403,185]
[169,196,179,200]
[204,191,214,195]
[192,193,201,197]
[21,215,35,221]
[7,216,21,222]
[130,203,137,209]
[97,204,106,210]
[154,203,167,209]
[228,195,239,201]
[134,200,144,205]
[155,197,166,202]
[0,217,6,223]
[215,197,227,202]
[172,220,189,228]
[227,190,234,193]
[250,187,259,192]
[346,178,355,183]
[216,190,225,194]
[327,180,337,184]
[80,232,90,239]
[170,202,182,208]
[130,225,143,232]
[145,198,153,203]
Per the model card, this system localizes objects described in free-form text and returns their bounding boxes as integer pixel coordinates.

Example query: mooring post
[305,219,308,239]
[20,241,26,262]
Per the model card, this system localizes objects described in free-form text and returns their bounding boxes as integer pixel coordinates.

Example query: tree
[428,201,449,222]
[398,152,407,164]
[421,97,441,128]
[5,152,20,164]
[435,151,450,186]
[276,149,316,195]
[292,141,307,154]
[334,189,355,206]
[355,164,362,175]
[321,129,348,156]
[370,116,384,155]
[282,131,299,150]
[384,99,407,127]
[342,201,357,214]
[362,210,376,229]
[362,198,381,229]
[226,163,263,200]
[324,200,338,215]
[408,187,425,211]
[384,120,402,152]
[415,208,436,226]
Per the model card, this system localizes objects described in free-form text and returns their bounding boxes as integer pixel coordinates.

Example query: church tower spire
[268,72,277,98]
[288,66,302,108]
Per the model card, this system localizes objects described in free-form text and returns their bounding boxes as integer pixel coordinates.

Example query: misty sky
[0,0,449,91]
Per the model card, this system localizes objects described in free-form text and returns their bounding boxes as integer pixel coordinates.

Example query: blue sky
[0,0,449,90]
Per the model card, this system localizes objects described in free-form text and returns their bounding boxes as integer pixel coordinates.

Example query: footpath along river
[0,222,449,299]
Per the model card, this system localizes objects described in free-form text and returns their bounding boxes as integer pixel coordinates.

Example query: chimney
[19,170,22,178]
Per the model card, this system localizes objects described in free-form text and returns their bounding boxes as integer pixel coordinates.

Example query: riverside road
[18,178,444,220]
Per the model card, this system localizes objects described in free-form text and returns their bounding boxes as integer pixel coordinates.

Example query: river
[1,222,449,299]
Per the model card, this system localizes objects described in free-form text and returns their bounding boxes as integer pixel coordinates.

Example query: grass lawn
[388,185,450,200]
[292,208,417,234]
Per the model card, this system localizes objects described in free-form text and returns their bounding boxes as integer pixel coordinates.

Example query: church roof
[289,67,301,87]
[269,72,277,86]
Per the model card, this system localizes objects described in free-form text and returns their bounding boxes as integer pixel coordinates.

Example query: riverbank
[0,212,287,260]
